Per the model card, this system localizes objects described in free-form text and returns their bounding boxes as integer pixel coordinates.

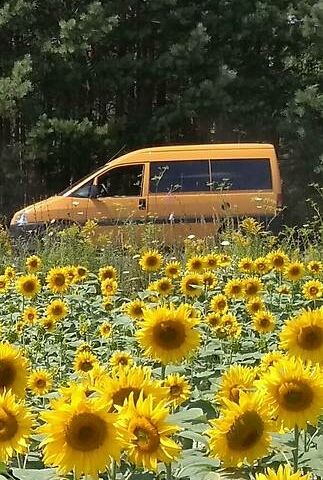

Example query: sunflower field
[0,218,322,480]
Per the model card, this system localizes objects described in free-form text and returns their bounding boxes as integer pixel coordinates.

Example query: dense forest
[0,0,322,224]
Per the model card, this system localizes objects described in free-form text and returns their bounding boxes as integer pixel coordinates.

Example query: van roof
[105,143,275,165]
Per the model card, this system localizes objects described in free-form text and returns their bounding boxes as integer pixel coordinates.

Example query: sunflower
[246,296,265,316]
[284,262,305,282]
[25,255,42,272]
[4,266,15,281]
[136,304,200,365]
[240,217,263,235]
[124,299,146,321]
[224,279,244,299]
[154,277,173,296]
[16,321,26,336]
[22,306,38,325]
[238,257,254,273]
[207,391,273,467]
[75,343,92,355]
[74,351,99,375]
[0,390,33,462]
[205,312,222,329]
[164,261,181,278]
[74,265,88,282]
[210,294,228,314]
[163,373,191,407]
[16,274,41,298]
[280,308,323,363]
[180,273,204,297]
[0,344,28,398]
[109,351,134,370]
[259,351,285,373]
[204,253,220,270]
[139,250,163,272]
[0,276,9,295]
[186,256,205,273]
[216,365,256,405]
[302,280,323,300]
[215,313,241,340]
[117,393,181,471]
[39,390,126,478]
[28,369,53,395]
[98,365,166,410]
[65,265,77,283]
[257,356,323,429]
[277,285,291,295]
[255,465,312,480]
[243,277,264,298]
[252,310,276,334]
[99,321,112,339]
[219,253,231,268]
[98,265,117,282]
[41,317,56,332]
[101,278,118,297]
[46,267,70,294]
[267,250,289,271]
[254,257,271,275]
[46,299,69,322]
[201,271,217,289]
[307,260,322,276]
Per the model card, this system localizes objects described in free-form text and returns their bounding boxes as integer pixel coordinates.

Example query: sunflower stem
[293,425,300,472]
[110,459,117,480]
[161,364,166,380]
[165,462,172,480]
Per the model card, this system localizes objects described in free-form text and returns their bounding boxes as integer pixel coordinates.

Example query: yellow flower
[46,267,70,294]
[22,306,38,325]
[240,217,263,235]
[205,312,222,329]
[201,271,217,289]
[109,351,134,370]
[41,317,56,332]
[163,373,191,407]
[101,278,118,297]
[284,262,305,282]
[98,265,117,282]
[219,253,231,267]
[16,274,41,298]
[164,261,181,278]
[252,310,276,334]
[207,391,272,467]
[16,321,26,335]
[74,351,99,375]
[210,294,228,314]
[39,391,126,478]
[307,260,322,276]
[0,275,9,294]
[280,308,323,363]
[246,296,265,316]
[277,284,291,295]
[46,299,69,322]
[238,257,254,273]
[186,256,205,273]
[99,321,112,338]
[257,356,323,429]
[124,299,146,321]
[216,313,242,339]
[0,390,33,462]
[216,365,256,405]
[224,279,244,299]
[302,280,323,300]
[254,257,272,275]
[267,250,289,271]
[25,255,42,272]
[0,343,28,398]
[117,393,181,471]
[136,304,200,364]
[74,265,88,282]
[243,277,263,298]
[154,277,173,296]
[204,254,220,270]
[180,273,204,297]
[255,465,312,480]
[139,250,163,272]
[259,351,285,373]
[4,266,15,281]
[28,369,52,395]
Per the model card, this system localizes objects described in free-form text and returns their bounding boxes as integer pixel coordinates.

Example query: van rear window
[210,159,272,191]
[150,161,210,193]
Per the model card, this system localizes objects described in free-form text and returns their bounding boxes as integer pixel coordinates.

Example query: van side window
[70,180,93,198]
[150,161,209,193]
[210,159,272,191]
[98,164,144,197]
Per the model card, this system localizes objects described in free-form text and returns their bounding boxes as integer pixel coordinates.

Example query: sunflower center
[133,306,143,316]
[54,274,65,286]
[147,256,158,267]
[226,411,264,451]
[0,281,5,288]
[245,284,258,295]
[23,280,36,293]
[278,380,313,411]
[27,313,35,321]
[0,408,18,441]
[52,306,63,316]
[79,361,94,372]
[297,326,323,350]
[259,318,270,328]
[65,412,107,451]
[273,257,284,267]
[36,378,46,388]
[0,360,16,389]
[113,387,141,407]
[78,268,86,277]
[229,385,241,403]
[309,287,318,296]
[170,385,182,397]
[153,320,186,350]
[217,300,226,310]
[133,417,160,452]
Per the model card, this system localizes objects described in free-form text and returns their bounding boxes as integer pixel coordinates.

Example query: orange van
[10,143,283,240]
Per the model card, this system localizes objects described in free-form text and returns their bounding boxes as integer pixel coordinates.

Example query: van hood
[11,196,61,225]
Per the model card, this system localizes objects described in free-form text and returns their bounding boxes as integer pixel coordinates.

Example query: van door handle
[138,198,146,210]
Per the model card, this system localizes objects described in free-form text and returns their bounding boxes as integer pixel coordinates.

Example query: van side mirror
[88,185,100,198]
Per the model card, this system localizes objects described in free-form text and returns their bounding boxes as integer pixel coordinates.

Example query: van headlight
[15,212,28,225]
